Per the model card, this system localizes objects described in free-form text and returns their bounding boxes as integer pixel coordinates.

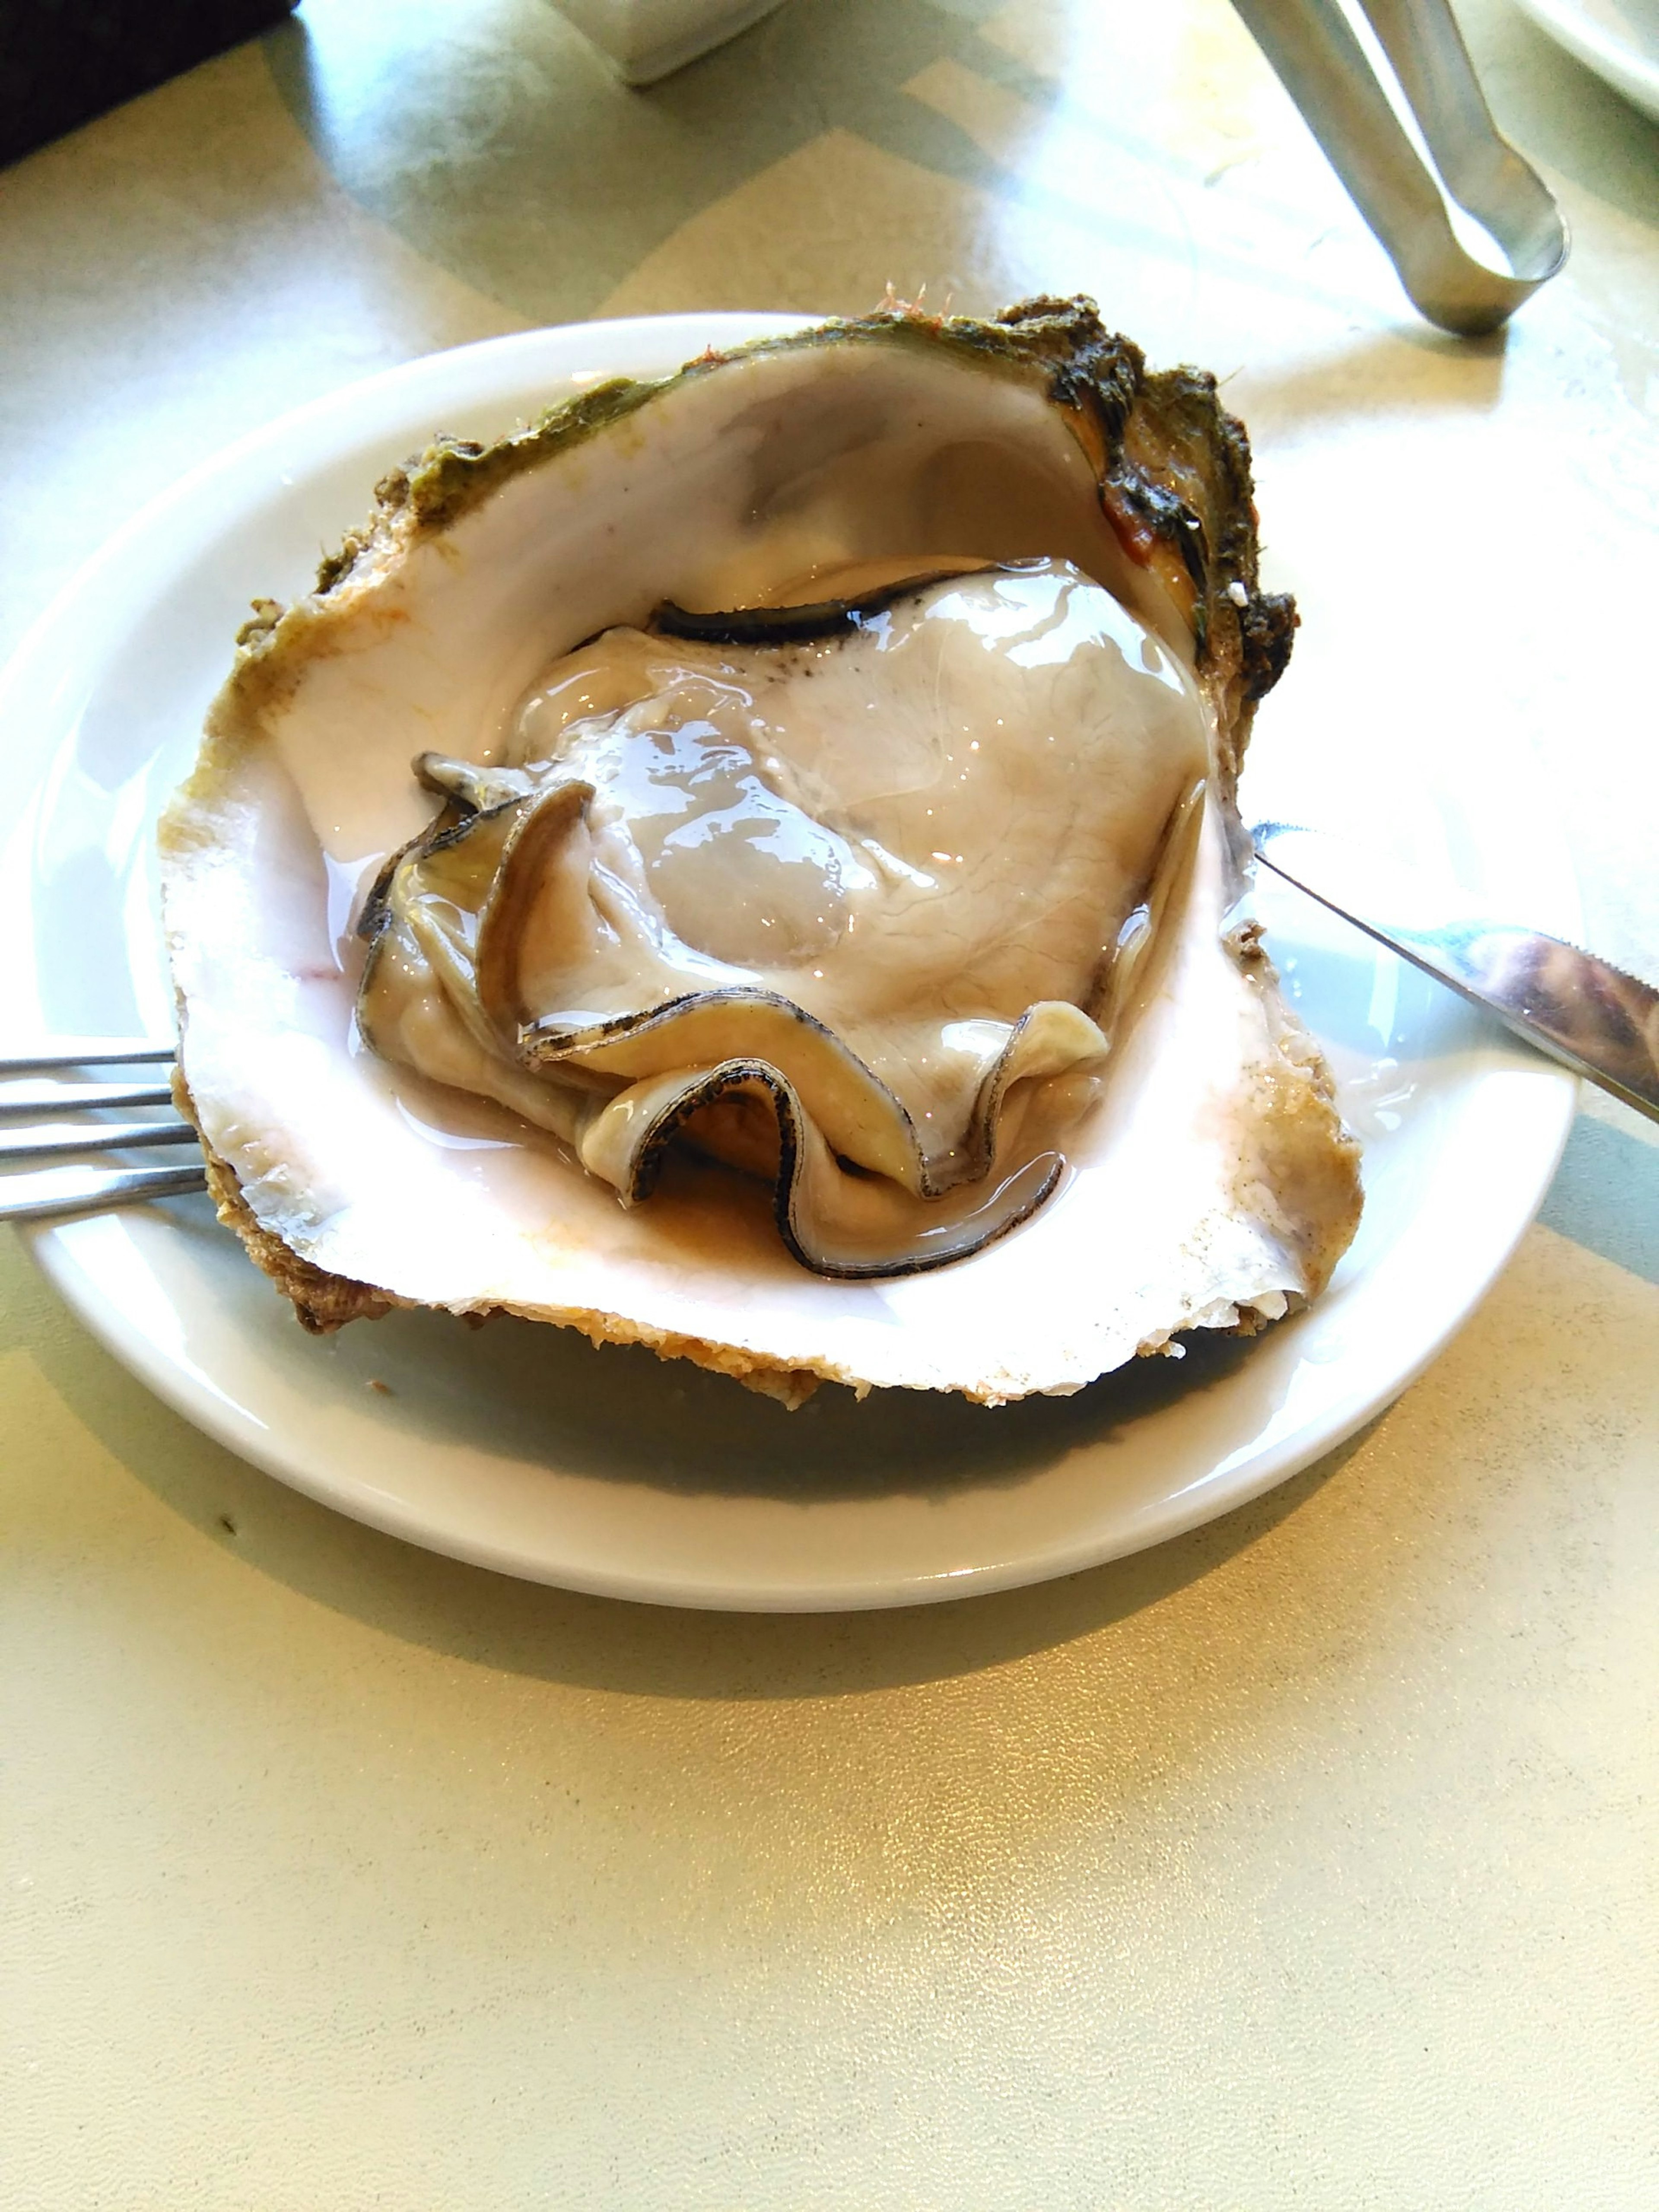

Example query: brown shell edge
[173,1071,1325,1410]
[226,296,1295,782]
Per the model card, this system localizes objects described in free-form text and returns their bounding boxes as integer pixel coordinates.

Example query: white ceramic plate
[1512,0,1659,122]
[0,317,1577,1611]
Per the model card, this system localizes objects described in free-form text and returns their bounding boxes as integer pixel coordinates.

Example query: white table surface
[2,1,1656,2202]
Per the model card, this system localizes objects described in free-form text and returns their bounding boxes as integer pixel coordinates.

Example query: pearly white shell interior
[163,334,1353,1402]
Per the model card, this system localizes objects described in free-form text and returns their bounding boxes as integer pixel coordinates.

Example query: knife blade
[1251,822,1659,1124]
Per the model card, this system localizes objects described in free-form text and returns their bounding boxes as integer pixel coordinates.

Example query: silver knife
[1251,822,1659,1124]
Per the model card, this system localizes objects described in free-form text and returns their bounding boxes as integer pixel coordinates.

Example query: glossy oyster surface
[357,559,1208,1277]
[161,298,1362,1404]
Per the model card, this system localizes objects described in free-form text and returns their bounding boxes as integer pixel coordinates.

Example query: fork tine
[0,1079,178,1117]
[0,1160,207,1221]
[0,1119,201,1161]
[0,1039,177,1074]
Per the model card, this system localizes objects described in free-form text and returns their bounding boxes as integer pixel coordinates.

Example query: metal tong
[1230,0,1568,334]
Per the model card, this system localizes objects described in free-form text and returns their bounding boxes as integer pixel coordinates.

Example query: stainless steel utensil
[1253,822,1659,1121]
[0,1042,206,1220]
[1230,0,1568,334]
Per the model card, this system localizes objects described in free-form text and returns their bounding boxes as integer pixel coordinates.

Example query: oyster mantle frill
[357,559,1208,1277]
[161,298,1362,1404]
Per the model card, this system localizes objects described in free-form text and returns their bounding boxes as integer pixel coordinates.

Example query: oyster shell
[161,298,1362,1405]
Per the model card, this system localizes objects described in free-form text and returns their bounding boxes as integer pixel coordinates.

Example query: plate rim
[1510,0,1659,120]
[31,1077,1573,1612]
[0,314,1580,1611]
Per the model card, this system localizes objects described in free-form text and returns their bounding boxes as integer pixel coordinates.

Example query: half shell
[161,298,1361,1405]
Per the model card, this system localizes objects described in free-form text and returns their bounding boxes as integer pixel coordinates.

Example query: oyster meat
[161,298,1362,1405]
[358,558,1208,1276]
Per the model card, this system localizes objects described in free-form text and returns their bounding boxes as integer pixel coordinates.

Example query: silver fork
[0,1039,207,1221]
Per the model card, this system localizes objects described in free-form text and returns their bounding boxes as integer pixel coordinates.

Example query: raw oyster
[161,298,1362,1405]
[356,559,1208,1277]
